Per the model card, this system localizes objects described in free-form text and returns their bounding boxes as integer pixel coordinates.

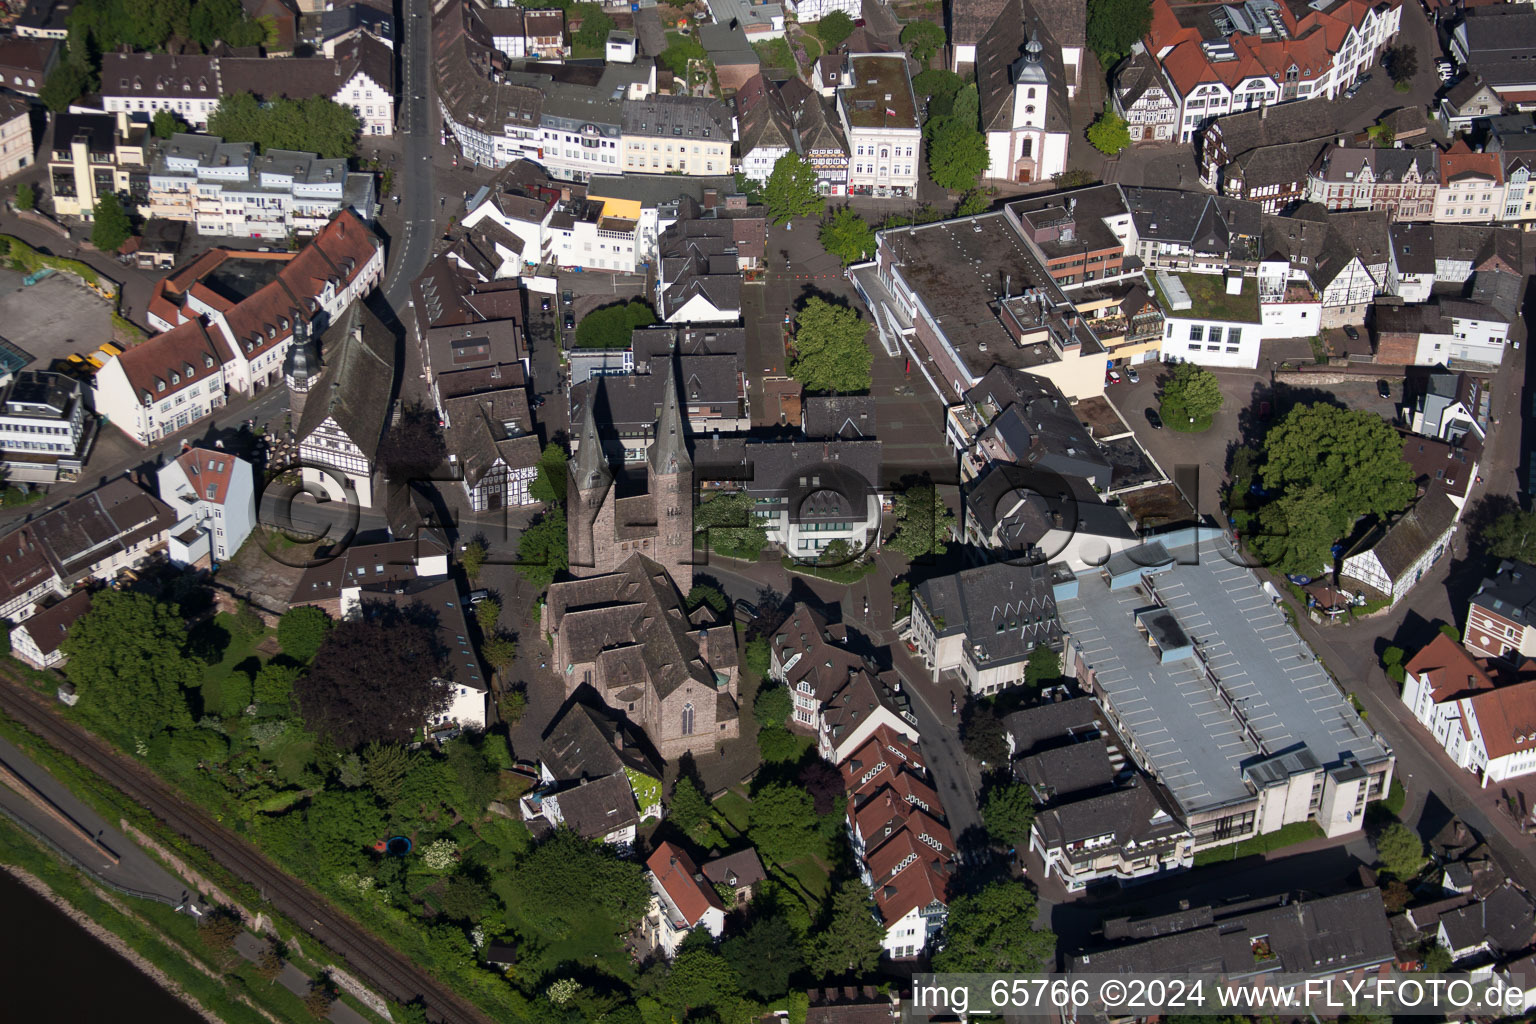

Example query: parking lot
[0,268,113,370]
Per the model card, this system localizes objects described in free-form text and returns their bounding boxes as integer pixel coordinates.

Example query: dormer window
[183,362,194,377]
[203,354,214,368]
[170,372,180,385]
[156,381,166,393]
[142,391,152,405]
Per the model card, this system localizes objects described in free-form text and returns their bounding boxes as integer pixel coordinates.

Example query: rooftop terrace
[1152,271,1260,324]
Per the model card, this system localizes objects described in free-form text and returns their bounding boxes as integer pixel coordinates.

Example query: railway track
[0,676,494,1024]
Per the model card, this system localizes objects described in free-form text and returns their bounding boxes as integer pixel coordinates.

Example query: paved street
[382,0,436,315]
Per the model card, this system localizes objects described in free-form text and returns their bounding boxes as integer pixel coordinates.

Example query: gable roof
[702,848,767,890]
[170,448,238,506]
[647,841,725,926]
[295,301,395,460]
[539,699,661,782]
[13,590,92,657]
[553,773,639,839]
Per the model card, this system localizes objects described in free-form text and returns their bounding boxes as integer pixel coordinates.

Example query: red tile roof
[864,828,951,927]
[1470,680,1536,759]
[1407,633,1496,702]
[1440,139,1504,186]
[646,841,724,926]
[115,319,233,404]
[174,447,237,505]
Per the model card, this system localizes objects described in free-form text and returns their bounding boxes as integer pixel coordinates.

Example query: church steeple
[649,359,692,478]
[571,394,613,494]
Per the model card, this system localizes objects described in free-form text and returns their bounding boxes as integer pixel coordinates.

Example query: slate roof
[543,553,737,704]
[295,301,395,462]
[702,848,766,890]
[554,773,639,840]
[442,388,539,490]
[1471,559,1536,631]
[13,590,92,657]
[1345,482,1459,582]
[802,396,876,439]
[965,462,1135,553]
[1121,188,1262,258]
[540,700,661,782]
[1003,696,1102,756]
[915,562,1061,667]
[1033,778,1186,850]
[693,437,880,520]
[356,576,486,693]
[1437,882,1536,955]
[1206,98,1337,167]
[976,0,1069,135]
[1018,738,1117,802]
[1075,889,1395,976]
[20,477,176,582]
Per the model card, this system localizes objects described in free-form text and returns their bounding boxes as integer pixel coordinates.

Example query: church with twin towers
[539,360,741,759]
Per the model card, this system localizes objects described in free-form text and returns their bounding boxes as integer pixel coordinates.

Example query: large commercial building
[0,371,95,484]
[836,54,921,198]
[47,111,147,219]
[144,133,375,239]
[1057,531,1395,852]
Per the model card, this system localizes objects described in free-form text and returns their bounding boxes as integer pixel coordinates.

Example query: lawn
[190,612,271,715]
[753,38,797,73]
[1192,820,1325,866]
[781,555,878,584]
[1151,271,1260,324]
[713,789,752,834]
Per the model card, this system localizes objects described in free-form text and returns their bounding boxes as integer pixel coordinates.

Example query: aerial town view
[0,0,1534,1020]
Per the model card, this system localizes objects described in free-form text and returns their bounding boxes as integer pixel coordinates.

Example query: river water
[0,869,204,1024]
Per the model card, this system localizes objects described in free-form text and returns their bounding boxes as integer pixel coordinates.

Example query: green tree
[961,699,1008,765]
[208,93,360,159]
[722,913,802,1000]
[504,829,649,942]
[91,193,133,252]
[1421,943,1453,973]
[1374,821,1426,880]
[438,872,497,924]
[686,583,728,616]
[764,152,824,226]
[63,592,199,740]
[516,509,568,590]
[1367,122,1395,148]
[914,68,964,120]
[900,20,946,66]
[1087,107,1132,155]
[1481,508,1536,563]
[572,3,614,50]
[927,85,989,191]
[1024,644,1060,688]
[1248,486,1344,578]
[151,109,186,139]
[1383,44,1417,86]
[40,59,91,113]
[1159,363,1224,427]
[1087,0,1154,65]
[754,685,793,729]
[1260,404,1417,523]
[957,189,992,217]
[981,781,1036,849]
[474,598,500,636]
[461,540,487,582]
[574,300,657,348]
[254,660,299,709]
[659,31,707,78]
[744,636,771,677]
[217,670,253,717]
[806,881,885,977]
[758,724,803,763]
[816,11,854,48]
[277,606,332,662]
[889,481,954,559]
[668,774,712,837]
[933,882,1056,972]
[819,207,876,266]
[445,737,498,818]
[295,613,448,749]
[790,297,872,392]
[15,183,34,212]
[695,491,768,560]
[482,635,517,674]
[748,782,821,865]
[658,949,748,1020]
[529,443,569,505]
[362,741,413,805]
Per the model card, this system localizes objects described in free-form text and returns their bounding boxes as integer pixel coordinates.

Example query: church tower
[566,395,614,576]
[282,316,320,425]
[648,359,694,591]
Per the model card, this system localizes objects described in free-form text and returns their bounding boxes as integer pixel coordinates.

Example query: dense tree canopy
[1248,486,1343,577]
[722,913,802,1000]
[819,208,876,266]
[1087,0,1154,65]
[667,775,712,838]
[790,298,872,393]
[695,491,768,560]
[278,606,332,663]
[516,509,568,590]
[926,85,988,191]
[208,93,361,159]
[574,300,656,348]
[806,881,885,977]
[982,781,1036,850]
[572,3,615,50]
[748,782,821,865]
[914,69,964,121]
[294,607,449,749]
[529,443,569,505]
[889,481,955,559]
[151,109,187,139]
[503,829,649,942]
[901,20,946,66]
[764,153,824,225]
[1259,404,1416,522]
[1479,507,1536,562]
[63,592,200,739]
[91,194,134,252]
[932,882,1056,972]
[1087,108,1132,155]
[817,11,855,48]
[1159,363,1224,428]
[1374,821,1427,880]
[40,59,91,113]
[961,699,1008,765]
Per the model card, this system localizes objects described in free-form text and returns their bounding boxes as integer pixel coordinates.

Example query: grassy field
[713,789,752,834]
[1192,821,1325,866]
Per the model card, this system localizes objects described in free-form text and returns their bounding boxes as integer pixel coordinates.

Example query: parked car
[530,395,546,409]
[1125,366,1140,384]
[467,589,491,604]
[1344,82,1362,99]
[1145,407,1163,430]
[1343,324,1360,342]
[734,599,759,621]
[561,289,573,306]
[564,313,575,330]
[1377,379,1391,400]
[540,297,550,312]
[1105,368,1122,384]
